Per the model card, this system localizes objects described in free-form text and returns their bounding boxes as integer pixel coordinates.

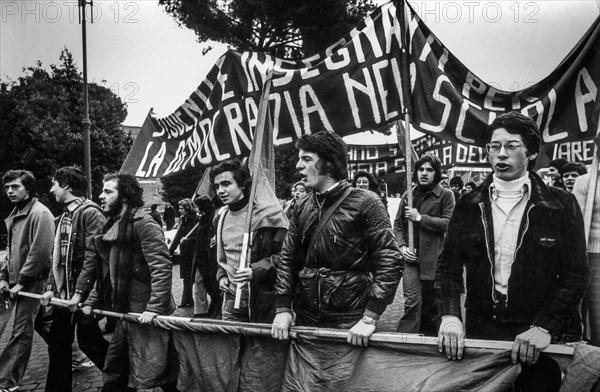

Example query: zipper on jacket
[479,203,497,304]
[506,204,533,306]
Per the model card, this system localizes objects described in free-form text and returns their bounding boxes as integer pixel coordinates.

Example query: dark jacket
[435,172,590,337]
[275,181,402,323]
[86,207,175,315]
[47,200,105,298]
[394,183,455,280]
[2,198,54,287]
[169,214,200,280]
[216,206,287,323]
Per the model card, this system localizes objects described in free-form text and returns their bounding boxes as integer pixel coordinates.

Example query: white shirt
[489,174,531,295]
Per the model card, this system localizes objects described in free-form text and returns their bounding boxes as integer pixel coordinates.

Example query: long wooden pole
[583,144,598,242]
[4,290,573,355]
[234,76,274,309]
[398,0,414,251]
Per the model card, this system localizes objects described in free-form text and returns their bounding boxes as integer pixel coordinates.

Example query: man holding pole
[271,131,402,346]
[0,170,54,391]
[82,173,178,392]
[435,112,589,392]
[211,159,288,323]
[394,155,455,336]
[39,166,108,392]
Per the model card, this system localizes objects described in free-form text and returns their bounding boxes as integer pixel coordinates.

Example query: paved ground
[1,263,411,391]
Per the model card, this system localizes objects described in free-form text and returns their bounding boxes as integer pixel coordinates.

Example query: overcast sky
[2,0,599,129]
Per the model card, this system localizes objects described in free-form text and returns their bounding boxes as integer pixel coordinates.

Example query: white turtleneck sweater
[489,173,531,295]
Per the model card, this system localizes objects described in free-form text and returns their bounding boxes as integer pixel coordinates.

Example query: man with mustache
[394,155,455,335]
[82,173,178,392]
[436,112,589,392]
[0,170,54,392]
[272,131,402,347]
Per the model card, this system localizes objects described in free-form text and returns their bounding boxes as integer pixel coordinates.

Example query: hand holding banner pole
[234,74,274,309]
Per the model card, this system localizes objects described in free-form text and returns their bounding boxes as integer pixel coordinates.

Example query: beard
[104,196,124,217]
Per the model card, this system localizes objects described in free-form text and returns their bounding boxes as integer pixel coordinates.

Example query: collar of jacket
[313,180,351,204]
[8,197,37,219]
[419,182,444,197]
[461,171,563,210]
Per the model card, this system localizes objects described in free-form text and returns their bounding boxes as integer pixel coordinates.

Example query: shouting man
[272,131,402,346]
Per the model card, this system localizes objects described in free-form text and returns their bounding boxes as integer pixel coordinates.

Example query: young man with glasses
[435,112,589,392]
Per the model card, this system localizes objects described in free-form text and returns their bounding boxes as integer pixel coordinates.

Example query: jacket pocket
[321,271,371,313]
[297,268,320,312]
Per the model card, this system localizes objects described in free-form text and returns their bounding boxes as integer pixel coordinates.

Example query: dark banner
[121,2,600,178]
[347,134,488,177]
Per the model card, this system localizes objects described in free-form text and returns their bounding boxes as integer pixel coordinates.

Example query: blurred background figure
[163,203,176,230]
[284,180,308,218]
[560,161,587,193]
[191,196,220,318]
[169,198,199,308]
[150,203,163,227]
[449,176,464,200]
[464,181,477,193]
[546,158,568,189]
[353,170,387,208]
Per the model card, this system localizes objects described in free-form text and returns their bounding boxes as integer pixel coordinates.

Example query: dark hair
[2,170,37,196]
[209,159,251,197]
[465,181,477,189]
[179,198,195,211]
[548,158,568,171]
[560,162,587,177]
[449,176,464,189]
[353,170,379,193]
[53,166,87,197]
[484,112,541,170]
[295,131,347,181]
[194,195,215,222]
[103,173,144,208]
[412,155,442,185]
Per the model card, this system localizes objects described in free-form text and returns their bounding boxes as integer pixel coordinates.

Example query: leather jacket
[275,181,402,323]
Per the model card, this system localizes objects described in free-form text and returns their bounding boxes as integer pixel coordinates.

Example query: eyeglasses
[485,142,524,154]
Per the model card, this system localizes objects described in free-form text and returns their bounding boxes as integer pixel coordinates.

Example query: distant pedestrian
[191,196,220,318]
[150,203,163,227]
[169,199,199,308]
[164,203,176,230]
[560,161,587,193]
[0,170,54,391]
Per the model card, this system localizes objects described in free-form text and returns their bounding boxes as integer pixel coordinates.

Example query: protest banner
[121,2,600,178]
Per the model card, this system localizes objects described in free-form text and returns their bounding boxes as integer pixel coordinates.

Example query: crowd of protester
[0,111,598,391]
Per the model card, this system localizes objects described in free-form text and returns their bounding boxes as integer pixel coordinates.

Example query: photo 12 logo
[1,1,140,24]
[407,1,540,24]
